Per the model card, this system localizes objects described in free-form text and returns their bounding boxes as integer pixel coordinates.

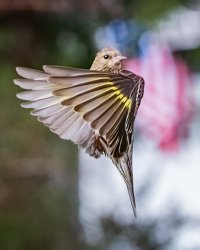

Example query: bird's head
[90,47,127,73]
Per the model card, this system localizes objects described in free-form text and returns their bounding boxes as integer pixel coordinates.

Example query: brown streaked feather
[83,95,115,121]
[75,91,116,113]
[99,102,127,136]
[48,75,115,86]
[125,76,144,133]
[55,83,115,100]
[43,65,112,76]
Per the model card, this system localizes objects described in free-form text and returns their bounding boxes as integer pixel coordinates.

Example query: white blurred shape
[157,7,200,50]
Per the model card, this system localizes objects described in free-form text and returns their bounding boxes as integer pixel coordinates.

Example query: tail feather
[113,150,136,217]
[126,178,136,217]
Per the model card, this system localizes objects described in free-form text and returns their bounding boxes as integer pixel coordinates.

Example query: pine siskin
[14,47,144,217]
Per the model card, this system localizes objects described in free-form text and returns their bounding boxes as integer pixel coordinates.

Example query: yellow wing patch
[110,85,131,110]
[124,99,131,109]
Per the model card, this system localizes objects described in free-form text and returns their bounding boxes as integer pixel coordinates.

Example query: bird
[14,47,144,217]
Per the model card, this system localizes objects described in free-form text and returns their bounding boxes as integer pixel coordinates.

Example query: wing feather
[43,65,118,77]
[50,109,74,130]
[16,67,49,80]
[38,108,71,125]
[60,116,83,139]
[20,96,67,109]
[91,98,124,132]
[74,91,116,113]
[43,65,90,76]
[83,94,119,122]
[99,103,127,136]
[61,88,115,107]
[54,112,79,135]
[31,104,65,117]
[48,75,114,86]
[14,79,52,90]
[17,90,53,101]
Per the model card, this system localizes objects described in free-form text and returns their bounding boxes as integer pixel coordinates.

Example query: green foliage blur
[0,1,198,250]
[0,12,86,250]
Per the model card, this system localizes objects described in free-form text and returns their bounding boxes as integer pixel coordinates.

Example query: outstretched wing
[14,66,143,155]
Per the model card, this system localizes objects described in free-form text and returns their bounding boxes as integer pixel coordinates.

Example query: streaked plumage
[14,47,144,217]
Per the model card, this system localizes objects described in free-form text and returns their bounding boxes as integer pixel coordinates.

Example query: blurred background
[0,0,200,249]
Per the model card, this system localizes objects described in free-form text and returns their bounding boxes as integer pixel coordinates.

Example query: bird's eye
[104,54,109,59]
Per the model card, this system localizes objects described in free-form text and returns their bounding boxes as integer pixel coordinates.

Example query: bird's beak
[113,56,127,65]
